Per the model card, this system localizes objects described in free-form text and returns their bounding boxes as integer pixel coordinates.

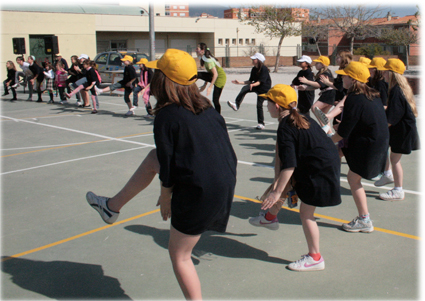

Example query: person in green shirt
[196,43,227,113]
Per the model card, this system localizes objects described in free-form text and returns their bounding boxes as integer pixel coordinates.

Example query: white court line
[1,147,149,175]
[0,115,155,148]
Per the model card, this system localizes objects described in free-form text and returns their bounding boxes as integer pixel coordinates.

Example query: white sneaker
[125,110,135,116]
[95,86,103,95]
[314,107,329,125]
[374,174,394,187]
[130,106,136,111]
[288,254,325,272]
[256,124,265,130]
[86,191,119,224]
[249,212,279,230]
[342,217,374,233]
[379,189,405,201]
[11,83,19,88]
[60,100,68,104]
[227,100,238,111]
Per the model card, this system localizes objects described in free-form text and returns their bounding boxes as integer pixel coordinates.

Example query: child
[66,60,100,114]
[43,62,56,104]
[374,58,420,200]
[66,55,81,104]
[133,58,154,118]
[257,84,341,271]
[55,61,69,103]
[28,56,45,102]
[85,49,237,299]
[96,55,137,116]
[3,61,17,101]
[331,61,389,232]
[196,43,227,113]
[298,56,335,134]
[228,52,272,130]
[290,55,314,115]
[367,57,388,108]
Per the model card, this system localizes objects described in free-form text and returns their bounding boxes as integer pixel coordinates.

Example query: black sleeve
[376,80,389,106]
[386,86,405,126]
[291,71,303,85]
[257,66,269,84]
[154,109,179,188]
[277,123,298,170]
[337,94,363,138]
[248,67,256,83]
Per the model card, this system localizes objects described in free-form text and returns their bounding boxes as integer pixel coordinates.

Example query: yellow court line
[1,209,160,262]
[1,132,153,158]
[2,194,419,262]
[234,195,421,241]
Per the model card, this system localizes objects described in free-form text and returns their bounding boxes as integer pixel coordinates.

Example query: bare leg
[80,90,90,106]
[169,225,202,300]
[311,101,333,133]
[347,169,369,216]
[390,152,403,187]
[107,149,159,212]
[299,202,319,254]
[326,96,346,120]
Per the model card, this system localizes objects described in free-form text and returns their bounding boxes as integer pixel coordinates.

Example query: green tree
[379,27,418,69]
[239,5,303,72]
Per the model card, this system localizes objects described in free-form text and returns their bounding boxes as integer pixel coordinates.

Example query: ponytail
[282,102,310,129]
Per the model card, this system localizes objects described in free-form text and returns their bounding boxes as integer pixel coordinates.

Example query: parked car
[93,51,149,83]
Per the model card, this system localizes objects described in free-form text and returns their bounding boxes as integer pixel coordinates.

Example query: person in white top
[15,56,34,101]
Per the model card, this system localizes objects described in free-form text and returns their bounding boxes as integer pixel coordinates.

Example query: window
[225,38,230,45]
[232,39,236,45]
[245,38,250,45]
[180,13,185,16]
[179,6,185,9]
[251,39,256,45]
[218,38,223,45]
[109,53,122,66]
[173,5,177,9]
[165,12,170,16]
[173,13,177,16]
[95,53,108,65]
[239,38,243,45]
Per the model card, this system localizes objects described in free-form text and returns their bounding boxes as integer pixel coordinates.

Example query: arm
[232,79,250,85]
[320,74,337,89]
[261,167,295,210]
[299,76,321,89]
[156,184,173,221]
[206,67,218,96]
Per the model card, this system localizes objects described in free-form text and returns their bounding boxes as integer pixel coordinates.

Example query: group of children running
[78,47,419,300]
[4,54,154,116]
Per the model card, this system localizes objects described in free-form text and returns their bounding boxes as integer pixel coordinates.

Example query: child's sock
[394,187,403,191]
[265,212,277,221]
[308,252,321,261]
[360,214,370,221]
[384,170,393,177]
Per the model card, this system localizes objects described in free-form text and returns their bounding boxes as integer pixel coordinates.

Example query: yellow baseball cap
[121,55,134,63]
[313,56,330,66]
[335,61,371,83]
[359,57,371,66]
[377,58,406,74]
[367,57,387,69]
[145,49,197,86]
[136,58,148,65]
[259,84,297,109]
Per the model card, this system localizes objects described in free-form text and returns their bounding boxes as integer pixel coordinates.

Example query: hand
[156,194,172,221]
[206,85,212,96]
[250,84,254,91]
[320,75,331,86]
[231,80,239,85]
[298,76,307,84]
[297,85,306,91]
[125,82,133,87]
[261,191,280,211]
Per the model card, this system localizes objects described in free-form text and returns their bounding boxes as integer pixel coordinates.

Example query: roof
[0,4,145,15]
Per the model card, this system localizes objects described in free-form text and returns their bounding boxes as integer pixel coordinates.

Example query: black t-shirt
[337,93,389,179]
[292,68,315,114]
[333,74,347,102]
[154,104,237,235]
[386,85,420,154]
[29,63,44,82]
[369,79,388,107]
[277,114,341,207]
[316,69,336,105]
[249,65,272,94]
[6,69,16,84]
[85,68,100,87]
[120,65,138,86]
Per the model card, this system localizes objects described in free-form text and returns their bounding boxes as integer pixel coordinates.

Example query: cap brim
[377,66,389,71]
[335,70,348,76]
[259,93,268,99]
[144,60,159,69]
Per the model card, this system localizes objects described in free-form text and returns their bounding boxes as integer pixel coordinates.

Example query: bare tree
[302,13,329,56]
[316,5,386,53]
[239,5,303,72]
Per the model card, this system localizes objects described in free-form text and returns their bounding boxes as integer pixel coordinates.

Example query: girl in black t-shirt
[298,56,335,134]
[228,52,272,130]
[375,59,419,201]
[3,61,17,100]
[65,60,100,114]
[368,57,388,108]
[291,55,315,115]
[253,84,341,272]
[332,61,389,233]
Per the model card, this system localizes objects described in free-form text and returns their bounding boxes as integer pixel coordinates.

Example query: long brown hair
[151,70,212,115]
[388,71,417,117]
[277,101,310,129]
[338,49,352,70]
[198,43,217,67]
[347,81,380,101]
